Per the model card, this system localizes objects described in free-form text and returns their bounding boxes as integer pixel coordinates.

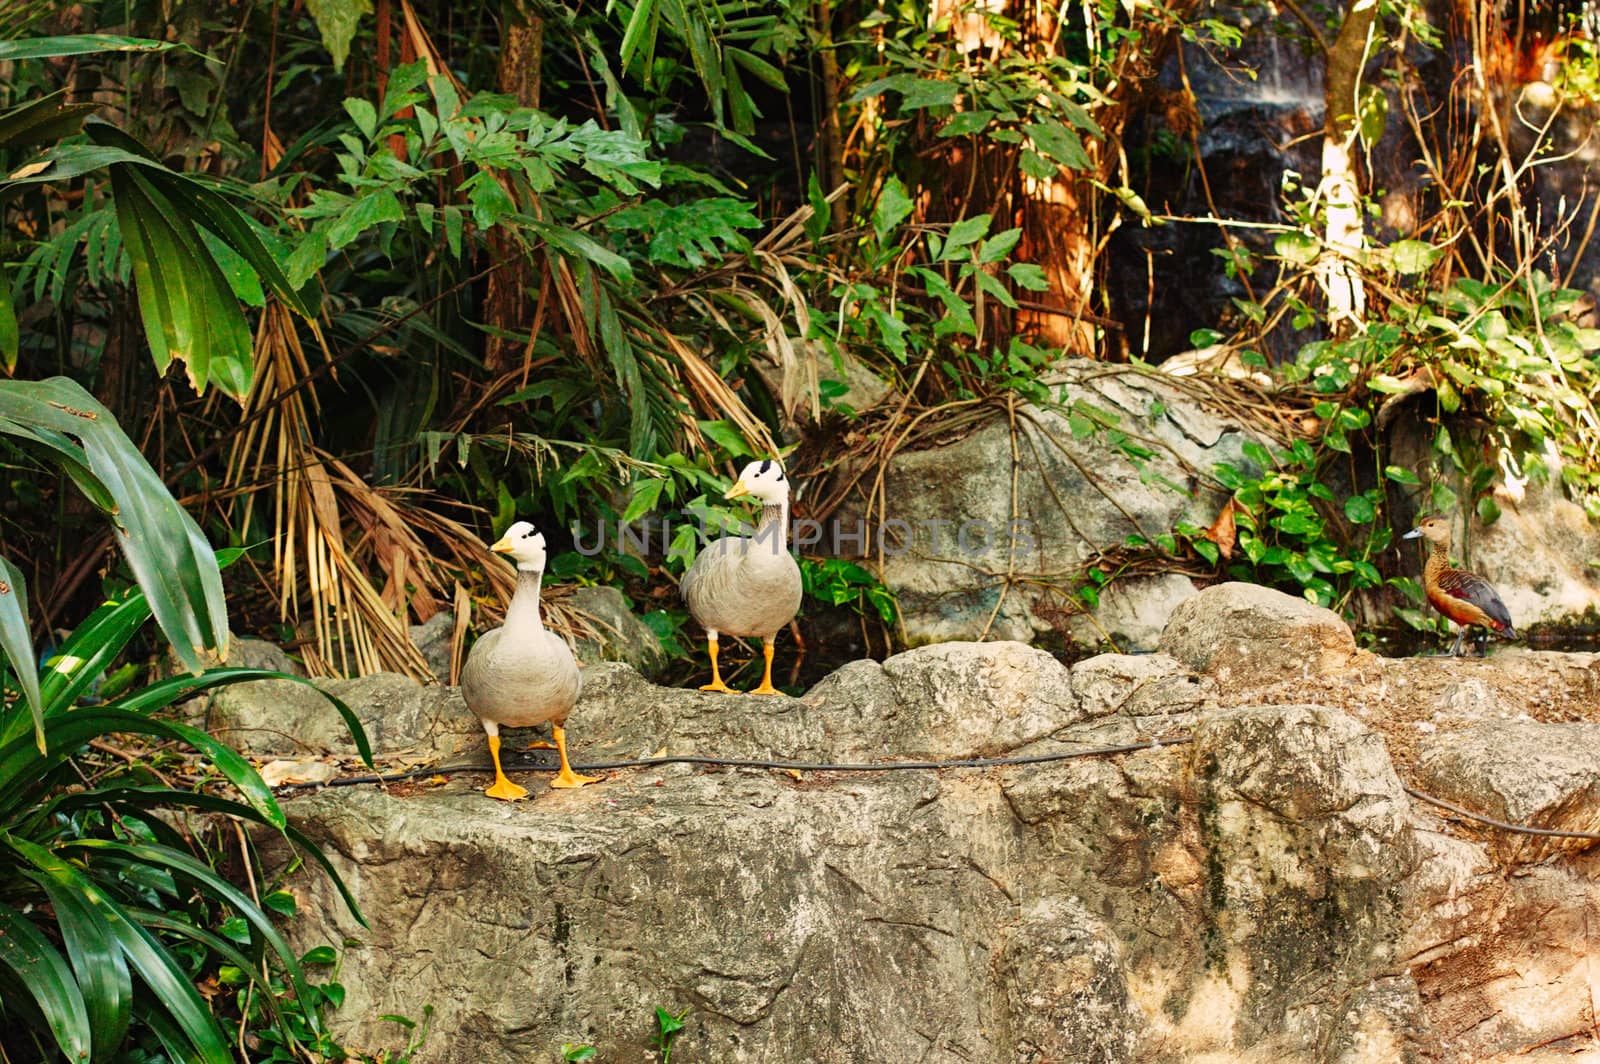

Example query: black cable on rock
[273,740,1600,846]
[273,734,1195,791]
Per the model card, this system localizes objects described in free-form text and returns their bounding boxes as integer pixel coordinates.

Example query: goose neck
[504,567,546,633]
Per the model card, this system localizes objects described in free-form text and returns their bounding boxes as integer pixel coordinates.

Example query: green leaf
[1358,83,1388,149]
[1343,495,1376,523]
[698,420,754,458]
[0,558,44,752]
[0,269,15,373]
[621,478,666,524]
[5,837,233,1063]
[977,227,1021,264]
[618,0,660,70]
[939,214,991,260]
[0,34,176,62]
[1477,495,1502,524]
[804,171,831,244]
[327,188,405,249]
[1384,464,1421,485]
[940,110,994,137]
[0,379,228,679]
[1005,263,1048,291]
[27,867,133,1055]
[305,0,373,72]
[1024,121,1090,169]
[872,177,914,243]
[1274,231,1319,265]
[0,91,96,153]
[1389,239,1440,275]
[607,197,760,269]
[0,901,92,1062]
[111,667,374,770]
[343,98,378,141]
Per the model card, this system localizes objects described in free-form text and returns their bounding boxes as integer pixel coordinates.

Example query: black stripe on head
[758,459,772,475]
[774,470,785,481]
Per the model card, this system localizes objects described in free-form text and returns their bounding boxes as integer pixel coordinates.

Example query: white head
[490,521,548,571]
[725,458,790,506]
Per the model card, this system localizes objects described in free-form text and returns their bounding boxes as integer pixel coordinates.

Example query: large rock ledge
[248,583,1600,1063]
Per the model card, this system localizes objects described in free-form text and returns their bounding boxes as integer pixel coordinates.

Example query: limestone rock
[1064,573,1200,653]
[224,635,306,677]
[832,361,1266,648]
[408,611,456,680]
[1415,721,1600,863]
[1158,581,1362,690]
[567,585,667,678]
[208,672,478,761]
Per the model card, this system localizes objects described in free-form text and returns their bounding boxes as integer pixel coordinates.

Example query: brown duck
[1402,516,1518,657]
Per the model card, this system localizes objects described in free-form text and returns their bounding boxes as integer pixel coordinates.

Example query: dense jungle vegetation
[4,0,1600,1057]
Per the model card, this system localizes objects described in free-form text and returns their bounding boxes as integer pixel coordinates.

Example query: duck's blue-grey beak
[1400,528,1422,540]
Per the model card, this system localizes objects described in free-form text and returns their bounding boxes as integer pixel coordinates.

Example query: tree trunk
[483,0,543,378]
[1319,0,1380,333]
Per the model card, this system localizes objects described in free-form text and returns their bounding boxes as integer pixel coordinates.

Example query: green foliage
[0,377,230,747]
[1,38,315,399]
[652,1005,689,1062]
[0,579,369,1061]
[801,558,897,625]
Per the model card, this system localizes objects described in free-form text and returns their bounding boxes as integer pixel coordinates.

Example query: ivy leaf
[1389,239,1440,275]
[1343,495,1376,523]
[326,188,404,249]
[305,0,373,72]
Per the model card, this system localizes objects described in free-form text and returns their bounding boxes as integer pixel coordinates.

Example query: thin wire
[274,740,1600,845]
[275,735,1195,791]
[1404,785,1600,842]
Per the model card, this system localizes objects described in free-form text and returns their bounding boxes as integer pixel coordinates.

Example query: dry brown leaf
[1206,497,1238,561]
[260,758,341,787]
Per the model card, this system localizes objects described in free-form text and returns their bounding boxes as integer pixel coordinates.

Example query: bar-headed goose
[681,458,803,694]
[461,521,597,798]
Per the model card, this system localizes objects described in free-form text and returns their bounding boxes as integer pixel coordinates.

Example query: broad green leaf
[1274,231,1319,265]
[939,214,991,260]
[939,110,994,137]
[327,188,404,249]
[1024,120,1090,169]
[804,170,830,245]
[1390,239,1440,275]
[0,560,43,753]
[1006,262,1048,291]
[1477,495,1502,524]
[5,837,233,1064]
[0,34,175,62]
[977,227,1021,264]
[0,91,95,153]
[343,98,378,140]
[1343,495,1376,523]
[0,379,228,679]
[622,478,666,524]
[26,868,133,1055]
[109,164,255,396]
[698,420,754,458]
[1384,464,1421,485]
[872,177,914,243]
[305,0,373,71]
[0,269,15,372]
[0,900,91,1061]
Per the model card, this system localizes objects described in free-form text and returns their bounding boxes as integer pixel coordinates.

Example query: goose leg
[549,725,599,788]
[747,638,780,696]
[482,723,528,801]
[699,631,736,693]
